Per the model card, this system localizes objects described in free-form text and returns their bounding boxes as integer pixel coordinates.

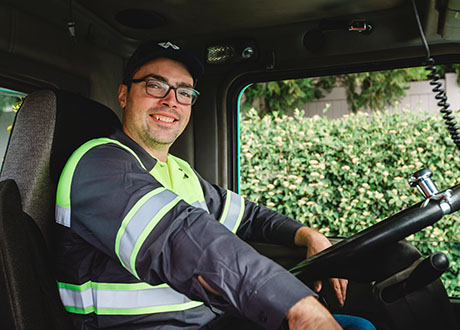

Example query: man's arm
[198,179,349,306]
[198,276,343,330]
[294,226,348,306]
[68,145,321,330]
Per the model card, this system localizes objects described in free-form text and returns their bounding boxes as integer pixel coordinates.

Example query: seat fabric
[0,89,121,329]
[0,89,121,245]
[0,179,73,330]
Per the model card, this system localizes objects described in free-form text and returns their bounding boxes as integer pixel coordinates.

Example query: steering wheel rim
[291,184,460,283]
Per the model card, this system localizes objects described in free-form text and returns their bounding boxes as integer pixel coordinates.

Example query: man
[55,41,374,330]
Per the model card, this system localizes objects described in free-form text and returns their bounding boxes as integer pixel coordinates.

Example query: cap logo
[158,41,180,50]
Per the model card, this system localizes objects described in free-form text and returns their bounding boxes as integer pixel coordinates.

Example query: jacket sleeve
[69,144,315,330]
[196,172,304,247]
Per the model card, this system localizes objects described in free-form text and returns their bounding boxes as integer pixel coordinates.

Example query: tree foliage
[0,95,20,110]
[241,65,460,115]
[240,108,460,297]
[242,77,335,117]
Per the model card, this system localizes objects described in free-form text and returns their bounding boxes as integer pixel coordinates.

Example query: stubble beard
[140,127,177,152]
[123,100,188,156]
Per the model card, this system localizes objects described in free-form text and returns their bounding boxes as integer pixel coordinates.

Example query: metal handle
[409,169,439,198]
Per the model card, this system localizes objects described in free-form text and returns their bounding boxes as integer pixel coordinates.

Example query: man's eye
[179,89,193,98]
[146,81,164,89]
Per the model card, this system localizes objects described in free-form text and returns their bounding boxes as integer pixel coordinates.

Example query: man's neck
[141,141,169,162]
[148,149,168,163]
[122,128,170,162]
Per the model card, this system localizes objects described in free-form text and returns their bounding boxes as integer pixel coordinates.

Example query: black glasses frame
[127,76,200,105]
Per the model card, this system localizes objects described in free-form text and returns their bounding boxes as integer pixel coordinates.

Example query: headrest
[0,89,121,244]
[49,89,122,182]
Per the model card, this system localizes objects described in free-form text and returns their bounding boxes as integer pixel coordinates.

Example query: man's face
[118,57,194,157]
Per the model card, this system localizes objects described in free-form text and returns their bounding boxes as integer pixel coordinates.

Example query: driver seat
[0,89,121,329]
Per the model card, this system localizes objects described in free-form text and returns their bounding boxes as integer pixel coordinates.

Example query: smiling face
[118,57,194,161]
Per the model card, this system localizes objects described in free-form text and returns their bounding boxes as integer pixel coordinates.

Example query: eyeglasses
[127,76,200,105]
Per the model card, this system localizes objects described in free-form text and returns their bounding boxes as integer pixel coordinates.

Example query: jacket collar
[110,128,158,172]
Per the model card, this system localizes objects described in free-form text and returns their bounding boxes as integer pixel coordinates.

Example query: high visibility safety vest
[55,137,245,317]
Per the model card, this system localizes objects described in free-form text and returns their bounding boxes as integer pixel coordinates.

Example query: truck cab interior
[0,0,459,329]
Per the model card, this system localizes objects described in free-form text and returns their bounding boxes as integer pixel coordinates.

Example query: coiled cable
[411,0,460,150]
[426,59,460,148]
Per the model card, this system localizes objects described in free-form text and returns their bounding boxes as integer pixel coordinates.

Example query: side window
[0,87,26,162]
[238,67,460,297]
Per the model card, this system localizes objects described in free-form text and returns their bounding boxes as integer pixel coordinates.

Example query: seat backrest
[0,179,73,330]
[0,89,121,329]
[0,89,121,245]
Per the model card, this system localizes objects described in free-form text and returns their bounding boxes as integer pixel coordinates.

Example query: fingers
[330,278,348,306]
[340,278,348,303]
[314,280,322,293]
[313,278,348,307]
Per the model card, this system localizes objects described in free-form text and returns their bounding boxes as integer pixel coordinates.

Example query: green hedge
[240,108,460,297]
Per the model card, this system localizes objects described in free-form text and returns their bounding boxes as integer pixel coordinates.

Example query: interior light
[206,45,235,64]
[206,41,258,64]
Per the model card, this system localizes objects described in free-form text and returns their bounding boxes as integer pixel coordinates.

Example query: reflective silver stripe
[93,286,190,308]
[56,204,71,227]
[58,282,202,315]
[199,200,210,213]
[192,200,209,213]
[117,189,179,276]
[220,191,244,233]
[59,285,93,309]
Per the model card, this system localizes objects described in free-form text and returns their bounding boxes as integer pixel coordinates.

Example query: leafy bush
[240,108,460,296]
[242,77,335,116]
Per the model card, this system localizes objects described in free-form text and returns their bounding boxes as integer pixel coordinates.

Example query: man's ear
[118,84,128,109]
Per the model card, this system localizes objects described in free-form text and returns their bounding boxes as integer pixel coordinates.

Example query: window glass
[0,87,26,162]
[238,66,460,297]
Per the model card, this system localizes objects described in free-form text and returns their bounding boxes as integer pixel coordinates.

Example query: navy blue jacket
[55,129,315,330]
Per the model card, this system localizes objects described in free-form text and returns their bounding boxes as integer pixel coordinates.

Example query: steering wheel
[291,183,460,283]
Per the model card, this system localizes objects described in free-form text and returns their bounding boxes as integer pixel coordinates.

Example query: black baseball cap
[123,41,204,84]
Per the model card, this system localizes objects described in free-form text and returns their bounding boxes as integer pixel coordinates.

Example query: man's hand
[286,296,342,329]
[294,226,348,306]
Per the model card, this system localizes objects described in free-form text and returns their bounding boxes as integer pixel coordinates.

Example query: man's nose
[161,88,178,106]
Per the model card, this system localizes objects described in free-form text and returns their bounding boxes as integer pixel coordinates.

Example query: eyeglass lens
[145,79,198,105]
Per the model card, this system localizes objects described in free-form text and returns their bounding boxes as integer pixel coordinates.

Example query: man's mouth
[151,114,176,123]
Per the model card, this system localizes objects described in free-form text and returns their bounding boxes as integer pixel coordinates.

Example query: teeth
[154,115,174,123]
